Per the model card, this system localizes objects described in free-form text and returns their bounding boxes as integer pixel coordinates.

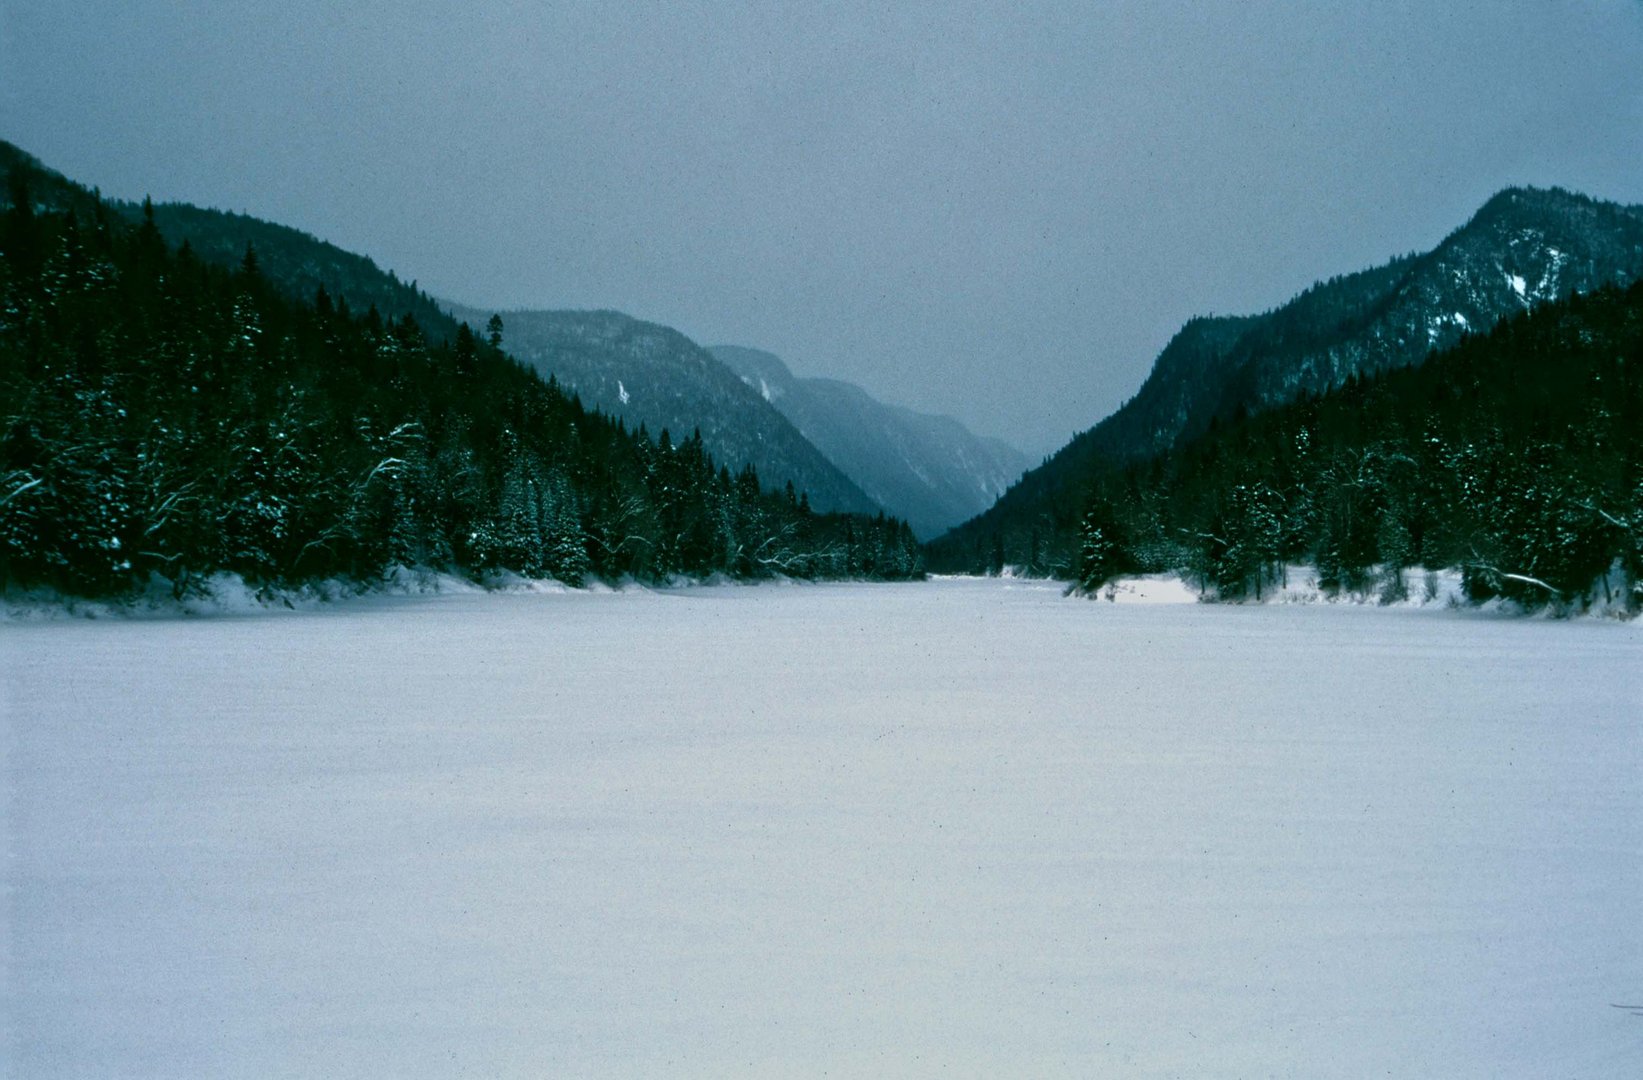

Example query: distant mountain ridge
[933,184,1643,569]
[446,306,882,517]
[709,346,1029,538]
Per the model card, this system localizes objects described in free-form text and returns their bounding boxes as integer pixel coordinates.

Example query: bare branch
[141,483,201,536]
[1465,558,1561,596]
[358,456,405,488]
[1573,500,1631,531]
[1,475,43,509]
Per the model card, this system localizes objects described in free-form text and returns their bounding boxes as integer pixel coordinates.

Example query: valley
[7,7,1643,1077]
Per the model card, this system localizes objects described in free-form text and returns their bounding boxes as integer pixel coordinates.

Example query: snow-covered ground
[4,577,1640,1078]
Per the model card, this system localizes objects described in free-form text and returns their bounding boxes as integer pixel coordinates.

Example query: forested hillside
[0,158,921,599]
[136,201,458,337]
[936,186,1643,575]
[0,141,453,338]
[973,281,1643,614]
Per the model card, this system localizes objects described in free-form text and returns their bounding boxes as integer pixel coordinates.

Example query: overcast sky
[7,1,1642,453]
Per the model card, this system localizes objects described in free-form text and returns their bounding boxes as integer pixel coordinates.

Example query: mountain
[1065,276,1643,613]
[931,185,1643,572]
[443,306,882,517]
[0,139,987,534]
[708,346,1029,539]
[0,142,923,596]
[0,139,902,549]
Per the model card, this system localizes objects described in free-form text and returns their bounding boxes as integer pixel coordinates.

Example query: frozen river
[4,578,1640,1077]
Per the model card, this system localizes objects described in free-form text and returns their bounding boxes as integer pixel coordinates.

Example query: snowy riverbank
[10,562,1639,622]
[1079,565,1474,607]
[1028,563,1638,619]
[0,566,754,622]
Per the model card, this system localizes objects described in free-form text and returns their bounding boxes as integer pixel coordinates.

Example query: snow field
[4,577,1640,1077]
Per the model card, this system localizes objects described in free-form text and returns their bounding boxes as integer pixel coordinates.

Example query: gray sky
[7,1,1642,454]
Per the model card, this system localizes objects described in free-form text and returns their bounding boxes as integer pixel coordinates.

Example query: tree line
[0,175,921,599]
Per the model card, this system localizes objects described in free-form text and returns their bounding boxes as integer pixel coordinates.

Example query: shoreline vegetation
[9,563,1639,623]
[1061,563,1639,620]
